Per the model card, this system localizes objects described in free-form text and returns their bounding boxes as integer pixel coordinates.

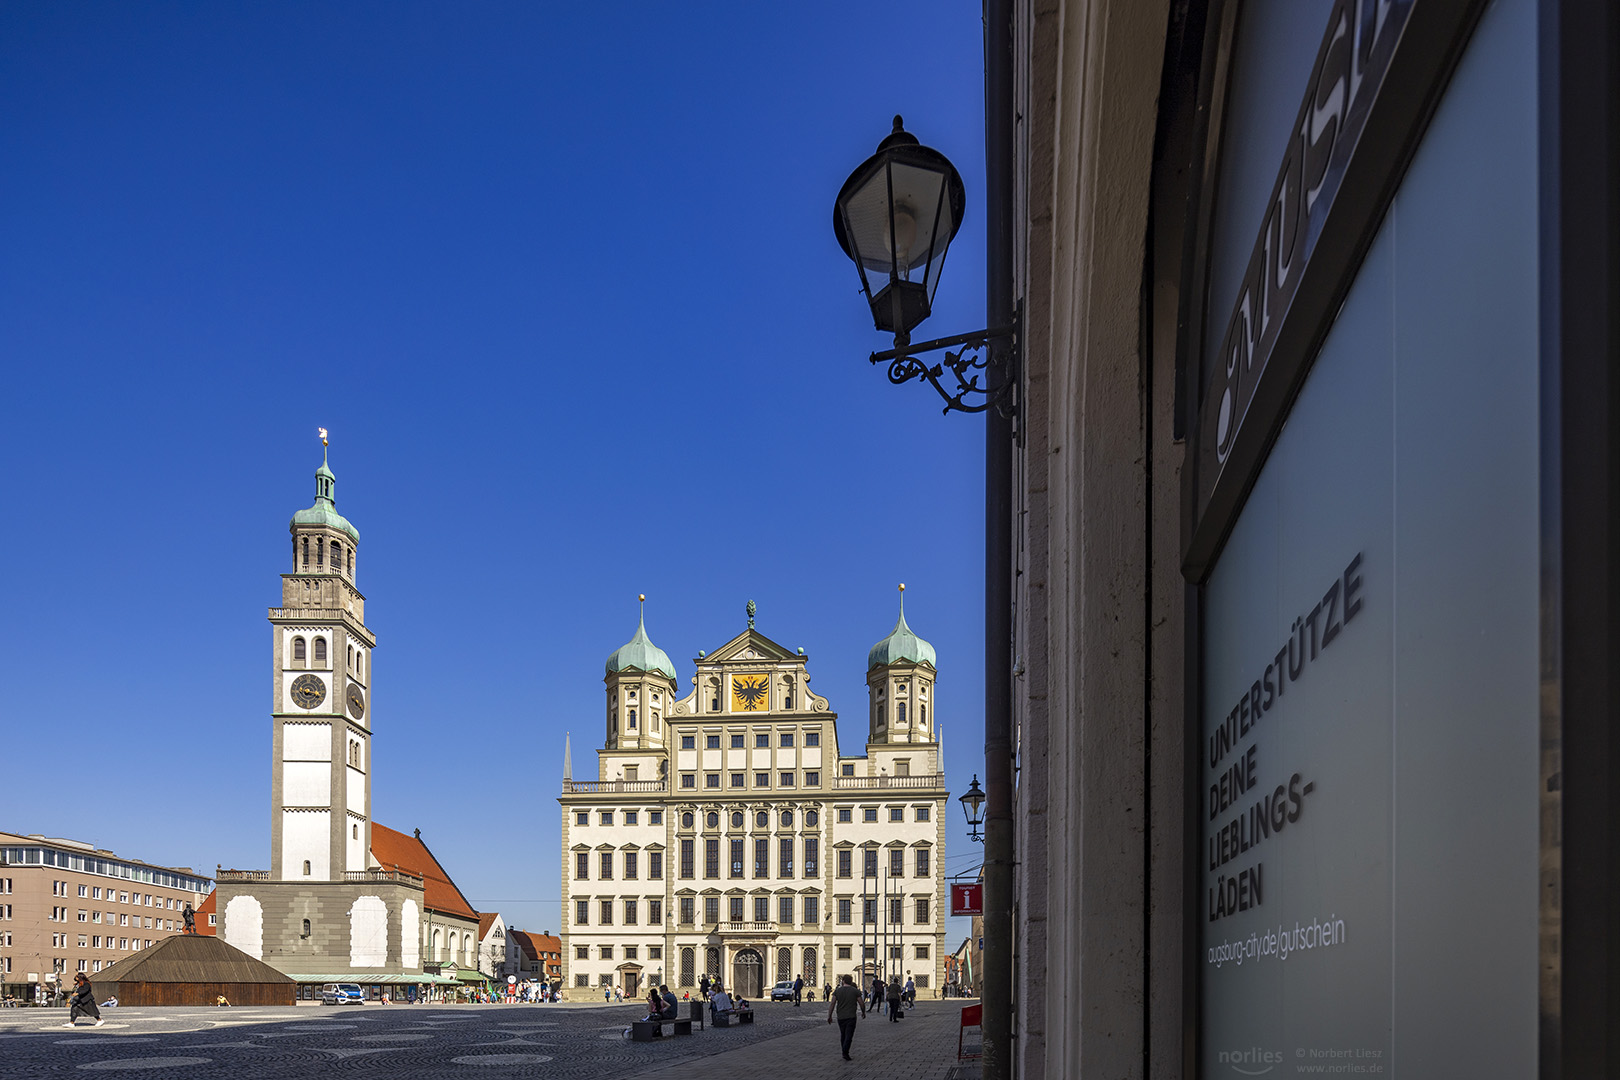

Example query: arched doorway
[732,948,764,999]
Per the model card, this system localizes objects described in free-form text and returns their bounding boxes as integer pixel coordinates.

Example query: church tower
[602,596,676,754]
[268,434,376,882]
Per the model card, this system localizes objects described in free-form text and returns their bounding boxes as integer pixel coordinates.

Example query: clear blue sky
[1,2,987,946]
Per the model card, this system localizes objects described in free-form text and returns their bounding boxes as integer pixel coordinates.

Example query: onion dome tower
[866,583,937,743]
[603,595,676,750]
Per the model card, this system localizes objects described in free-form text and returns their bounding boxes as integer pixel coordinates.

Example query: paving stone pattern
[0,1000,981,1079]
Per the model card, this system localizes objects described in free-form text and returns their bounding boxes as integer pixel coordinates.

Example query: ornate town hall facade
[558,596,949,1000]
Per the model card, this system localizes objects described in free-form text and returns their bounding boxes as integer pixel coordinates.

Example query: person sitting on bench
[640,984,679,1035]
[709,986,734,1023]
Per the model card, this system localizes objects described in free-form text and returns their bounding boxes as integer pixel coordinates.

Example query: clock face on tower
[731,675,769,712]
[291,673,327,710]
[346,683,366,720]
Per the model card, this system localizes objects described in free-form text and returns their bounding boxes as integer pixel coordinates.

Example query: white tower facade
[268,445,376,882]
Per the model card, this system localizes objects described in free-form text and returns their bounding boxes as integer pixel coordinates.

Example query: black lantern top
[833,116,966,345]
[960,774,986,839]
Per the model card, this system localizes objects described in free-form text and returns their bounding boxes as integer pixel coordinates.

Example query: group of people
[821,972,918,1061]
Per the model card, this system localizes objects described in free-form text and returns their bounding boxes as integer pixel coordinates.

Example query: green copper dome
[867,591,936,670]
[606,610,677,680]
[289,449,359,544]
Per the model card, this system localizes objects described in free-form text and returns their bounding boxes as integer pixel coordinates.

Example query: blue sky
[1,2,987,945]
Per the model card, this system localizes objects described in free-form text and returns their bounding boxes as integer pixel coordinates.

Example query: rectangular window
[755,772,770,787]
[649,810,663,825]
[780,733,794,747]
[837,850,852,878]
[575,901,589,925]
[838,899,852,924]
[730,897,745,922]
[576,974,589,987]
[600,852,613,880]
[599,901,613,925]
[705,897,720,924]
[890,945,902,960]
[705,838,719,879]
[705,773,720,789]
[890,807,905,822]
[649,900,662,924]
[838,808,853,823]
[779,771,795,787]
[624,945,637,959]
[731,734,745,748]
[77,910,86,922]
[842,763,855,776]
[864,899,877,925]
[804,838,819,876]
[600,811,613,825]
[805,771,820,786]
[731,772,745,788]
[806,731,820,746]
[916,806,930,821]
[707,735,721,749]
[649,944,662,959]
[890,898,903,924]
[624,900,638,925]
[681,839,695,879]
[681,773,696,789]
[576,852,589,879]
[649,851,663,879]
[576,945,589,960]
[77,885,86,898]
[680,897,695,924]
[682,736,695,749]
[915,898,930,923]
[864,808,879,823]
[838,945,852,959]
[864,849,879,878]
[779,896,793,924]
[754,896,769,922]
[624,811,638,825]
[600,945,614,960]
[755,838,769,878]
[890,849,904,876]
[624,852,638,879]
[779,837,793,878]
[916,849,930,876]
[730,839,744,879]
[804,896,819,925]
[755,733,770,748]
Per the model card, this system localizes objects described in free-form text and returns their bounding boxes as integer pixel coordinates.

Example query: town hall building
[558,594,949,1000]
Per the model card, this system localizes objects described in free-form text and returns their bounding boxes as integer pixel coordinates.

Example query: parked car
[321,983,364,1005]
[769,981,795,1002]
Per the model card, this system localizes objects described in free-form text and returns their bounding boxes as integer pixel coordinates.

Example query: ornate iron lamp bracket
[868,301,1021,418]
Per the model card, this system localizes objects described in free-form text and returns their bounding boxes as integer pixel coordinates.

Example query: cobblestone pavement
[0,999,982,1079]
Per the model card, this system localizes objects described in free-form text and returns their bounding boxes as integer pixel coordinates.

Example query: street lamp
[959,775,986,842]
[833,116,1018,415]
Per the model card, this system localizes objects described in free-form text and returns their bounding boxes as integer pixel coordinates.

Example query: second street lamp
[959,774,986,842]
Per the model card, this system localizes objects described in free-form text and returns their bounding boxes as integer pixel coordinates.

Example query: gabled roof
[509,930,541,962]
[702,627,799,664]
[370,823,477,920]
[94,934,293,986]
[477,912,499,938]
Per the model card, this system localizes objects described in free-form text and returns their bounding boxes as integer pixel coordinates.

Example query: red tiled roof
[478,912,498,938]
[509,930,540,962]
[536,932,561,957]
[369,823,477,920]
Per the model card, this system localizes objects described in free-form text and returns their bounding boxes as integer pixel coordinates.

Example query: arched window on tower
[878,704,886,725]
[293,637,307,664]
[628,708,638,730]
[317,537,324,568]
[291,536,298,570]
[332,542,343,575]
[302,860,311,876]
[314,637,327,664]
[920,704,926,725]
[348,645,354,671]
[897,702,907,725]
[347,548,354,576]
[302,537,310,567]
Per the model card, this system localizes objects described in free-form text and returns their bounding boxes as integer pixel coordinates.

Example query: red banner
[950,882,983,916]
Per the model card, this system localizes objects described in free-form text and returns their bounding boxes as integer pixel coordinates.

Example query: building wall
[0,832,214,996]
[213,878,423,977]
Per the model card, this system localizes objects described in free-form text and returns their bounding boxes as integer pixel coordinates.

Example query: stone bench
[631,1019,693,1041]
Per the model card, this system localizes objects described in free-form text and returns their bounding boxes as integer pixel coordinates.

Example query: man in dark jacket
[792,975,803,1006]
[63,974,103,1027]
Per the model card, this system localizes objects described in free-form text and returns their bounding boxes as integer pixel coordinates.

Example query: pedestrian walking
[792,975,803,1007]
[63,974,103,1028]
[904,975,915,1005]
[699,974,711,999]
[827,974,866,1060]
[886,975,903,1021]
[824,982,832,1002]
